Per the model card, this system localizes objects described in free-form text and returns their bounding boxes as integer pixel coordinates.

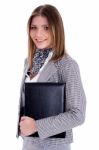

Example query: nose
[35,29,43,38]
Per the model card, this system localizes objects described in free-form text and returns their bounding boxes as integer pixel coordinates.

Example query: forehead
[31,16,49,25]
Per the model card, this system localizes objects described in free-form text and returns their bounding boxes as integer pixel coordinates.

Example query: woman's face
[30,15,53,49]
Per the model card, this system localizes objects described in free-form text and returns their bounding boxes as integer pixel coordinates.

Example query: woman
[17,4,86,150]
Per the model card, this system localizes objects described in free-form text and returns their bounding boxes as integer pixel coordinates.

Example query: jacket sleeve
[16,58,28,138]
[36,58,86,139]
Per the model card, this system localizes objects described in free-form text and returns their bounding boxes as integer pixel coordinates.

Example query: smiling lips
[35,39,46,43]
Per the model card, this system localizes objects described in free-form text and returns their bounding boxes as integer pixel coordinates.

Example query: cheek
[30,32,35,41]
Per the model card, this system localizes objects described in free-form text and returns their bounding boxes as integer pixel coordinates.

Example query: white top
[25,51,53,83]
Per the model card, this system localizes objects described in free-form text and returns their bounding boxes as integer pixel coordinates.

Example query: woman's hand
[19,116,37,136]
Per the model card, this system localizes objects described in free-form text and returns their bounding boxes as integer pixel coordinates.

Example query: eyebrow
[30,24,49,27]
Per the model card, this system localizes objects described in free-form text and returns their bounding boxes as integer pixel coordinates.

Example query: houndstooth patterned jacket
[16,54,86,145]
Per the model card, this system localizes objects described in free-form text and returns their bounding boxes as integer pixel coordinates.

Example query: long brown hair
[27,4,67,68]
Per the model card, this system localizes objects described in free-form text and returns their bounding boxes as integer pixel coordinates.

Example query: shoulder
[55,55,82,82]
[23,58,28,72]
[24,58,28,66]
[56,54,80,72]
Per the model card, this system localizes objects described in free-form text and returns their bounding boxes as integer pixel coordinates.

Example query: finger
[19,121,22,126]
[19,120,24,126]
[21,116,26,121]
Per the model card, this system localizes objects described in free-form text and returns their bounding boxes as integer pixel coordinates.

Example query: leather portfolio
[24,82,66,138]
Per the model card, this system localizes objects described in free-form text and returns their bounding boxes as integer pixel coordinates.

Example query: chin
[36,46,48,49]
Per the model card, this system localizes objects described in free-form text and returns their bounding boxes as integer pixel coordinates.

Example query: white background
[0,0,99,149]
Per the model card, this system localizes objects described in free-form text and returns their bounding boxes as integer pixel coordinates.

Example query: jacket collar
[37,60,57,82]
[24,59,57,82]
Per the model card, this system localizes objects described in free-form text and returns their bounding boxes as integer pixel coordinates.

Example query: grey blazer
[16,54,86,145]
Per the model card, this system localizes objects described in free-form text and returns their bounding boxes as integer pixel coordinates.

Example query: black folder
[25,82,66,138]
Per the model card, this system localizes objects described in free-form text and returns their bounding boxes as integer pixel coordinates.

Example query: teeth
[36,39,46,42]
[36,39,42,41]
[36,40,42,42]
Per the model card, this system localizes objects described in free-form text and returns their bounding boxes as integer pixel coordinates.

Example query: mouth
[36,39,46,43]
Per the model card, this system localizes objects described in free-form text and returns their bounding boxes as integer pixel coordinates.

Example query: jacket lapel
[24,58,57,82]
[37,61,57,82]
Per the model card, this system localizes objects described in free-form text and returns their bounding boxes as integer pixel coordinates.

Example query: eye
[30,26,37,30]
[43,26,49,30]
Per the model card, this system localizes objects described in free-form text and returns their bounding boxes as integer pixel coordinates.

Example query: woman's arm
[36,58,86,139]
